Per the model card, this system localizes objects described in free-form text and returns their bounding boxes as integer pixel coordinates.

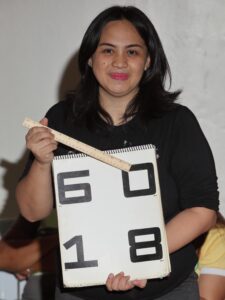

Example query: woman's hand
[26,118,57,165]
[106,272,147,291]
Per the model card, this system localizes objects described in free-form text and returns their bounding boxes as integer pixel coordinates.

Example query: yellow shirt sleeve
[198,226,225,276]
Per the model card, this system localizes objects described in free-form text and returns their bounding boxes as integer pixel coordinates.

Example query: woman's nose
[112,52,128,68]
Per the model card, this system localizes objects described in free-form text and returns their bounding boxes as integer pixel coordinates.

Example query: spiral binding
[53,144,155,160]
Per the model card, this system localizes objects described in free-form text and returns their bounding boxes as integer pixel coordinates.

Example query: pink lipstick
[110,73,129,80]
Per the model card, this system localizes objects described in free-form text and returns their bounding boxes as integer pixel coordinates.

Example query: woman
[16,5,219,300]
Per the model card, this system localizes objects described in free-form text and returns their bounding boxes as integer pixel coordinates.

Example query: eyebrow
[98,43,145,49]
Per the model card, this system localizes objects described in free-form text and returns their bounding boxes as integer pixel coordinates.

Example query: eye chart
[52,144,171,288]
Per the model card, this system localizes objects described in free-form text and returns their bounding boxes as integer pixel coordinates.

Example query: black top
[22,99,219,299]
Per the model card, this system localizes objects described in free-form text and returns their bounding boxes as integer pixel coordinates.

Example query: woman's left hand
[106,272,147,291]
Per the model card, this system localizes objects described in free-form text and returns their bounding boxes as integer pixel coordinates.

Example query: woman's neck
[99,93,135,125]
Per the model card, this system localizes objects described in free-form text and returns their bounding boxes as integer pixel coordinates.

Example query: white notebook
[52,144,171,288]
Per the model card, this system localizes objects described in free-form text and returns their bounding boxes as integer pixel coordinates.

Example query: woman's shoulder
[165,103,202,132]
[45,99,74,130]
[45,98,73,118]
[156,104,200,134]
[167,103,197,120]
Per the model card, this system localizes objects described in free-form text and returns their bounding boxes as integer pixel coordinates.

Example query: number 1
[63,235,98,269]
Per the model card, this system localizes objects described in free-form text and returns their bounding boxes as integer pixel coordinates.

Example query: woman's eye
[102,48,113,54]
[127,49,138,56]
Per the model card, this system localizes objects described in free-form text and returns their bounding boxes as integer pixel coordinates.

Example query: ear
[144,56,151,71]
[88,58,92,67]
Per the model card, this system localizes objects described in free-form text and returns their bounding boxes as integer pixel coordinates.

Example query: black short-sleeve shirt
[21,99,219,299]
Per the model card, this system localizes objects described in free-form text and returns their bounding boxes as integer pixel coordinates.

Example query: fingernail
[108,273,114,279]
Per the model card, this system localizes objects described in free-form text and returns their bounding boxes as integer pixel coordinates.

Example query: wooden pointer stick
[22,117,132,172]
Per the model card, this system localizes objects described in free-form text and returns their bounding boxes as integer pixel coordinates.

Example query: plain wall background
[0,0,225,219]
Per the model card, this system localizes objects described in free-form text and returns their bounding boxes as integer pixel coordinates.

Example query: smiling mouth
[110,73,129,80]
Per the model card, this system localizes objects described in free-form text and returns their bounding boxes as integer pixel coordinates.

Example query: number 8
[128,227,163,262]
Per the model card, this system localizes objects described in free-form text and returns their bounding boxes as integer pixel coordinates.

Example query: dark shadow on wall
[0,150,29,220]
[0,44,81,300]
[0,49,81,220]
[0,46,82,300]
[57,50,80,102]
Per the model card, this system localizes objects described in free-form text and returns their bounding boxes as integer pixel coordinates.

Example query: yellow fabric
[198,226,225,273]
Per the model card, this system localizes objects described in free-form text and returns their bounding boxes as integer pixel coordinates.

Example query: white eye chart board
[52,145,171,288]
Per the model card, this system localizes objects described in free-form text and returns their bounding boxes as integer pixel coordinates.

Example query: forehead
[99,20,145,46]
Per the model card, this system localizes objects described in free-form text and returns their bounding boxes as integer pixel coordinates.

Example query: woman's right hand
[26,118,57,165]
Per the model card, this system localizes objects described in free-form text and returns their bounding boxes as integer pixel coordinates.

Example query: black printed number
[122,163,156,197]
[57,170,91,204]
[128,227,162,262]
[63,228,162,270]
[64,235,98,269]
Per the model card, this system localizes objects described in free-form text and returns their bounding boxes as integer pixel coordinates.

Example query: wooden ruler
[22,117,131,172]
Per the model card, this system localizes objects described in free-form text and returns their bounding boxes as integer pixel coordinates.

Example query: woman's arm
[16,118,57,222]
[16,160,54,222]
[166,207,216,253]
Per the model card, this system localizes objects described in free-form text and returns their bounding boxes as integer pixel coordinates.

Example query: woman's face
[89,20,150,105]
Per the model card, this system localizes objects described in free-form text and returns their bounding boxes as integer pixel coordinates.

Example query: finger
[26,130,55,145]
[33,126,52,135]
[33,141,57,156]
[106,272,124,291]
[25,119,50,141]
[118,275,134,291]
[29,141,58,164]
[106,273,114,291]
[39,117,48,126]
[27,139,57,155]
[106,272,135,292]
[132,279,147,289]
[111,273,135,291]
[36,140,58,153]
[111,272,124,291]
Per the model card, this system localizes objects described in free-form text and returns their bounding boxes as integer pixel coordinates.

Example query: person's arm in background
[0,215,58,274]
[0,234,58,273]
[197,217,225,300]
[3,215,40,240]
[198,274,225,300]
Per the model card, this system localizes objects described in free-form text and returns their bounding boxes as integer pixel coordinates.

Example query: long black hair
[69,5,181,127]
